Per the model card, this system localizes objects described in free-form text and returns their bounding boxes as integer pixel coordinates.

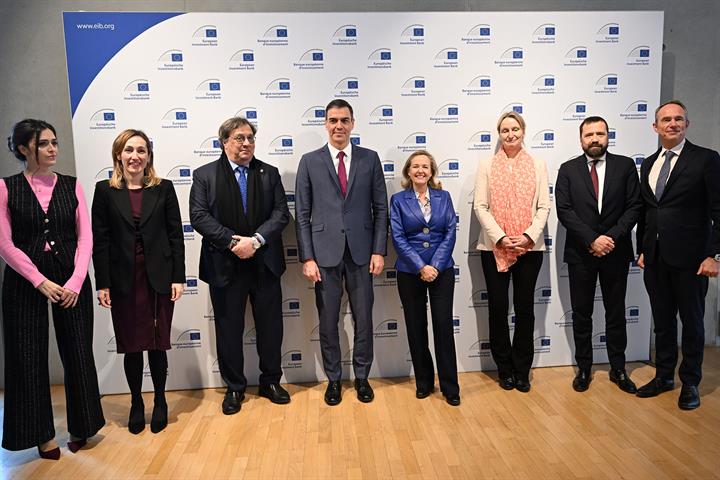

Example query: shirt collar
[327,143,351,161]
[661,138,686,158]
[585,153,607,164]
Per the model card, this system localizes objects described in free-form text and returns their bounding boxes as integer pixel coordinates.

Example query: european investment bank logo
[434,48,459,68]
[495,47,523,67]
[261,78,291,99]
[235,107,258,127]
[367,48,392,69]
[193,136,221,159]
[369,105,394,125]
[334,77,359,98]
[620,101,649,120]
[294,49,324,70]
[400,24,424,45]
[401,76,426,97]
[157,49,183,70]
[532,24,556,44]
[430,104,459,124]
[259,25,288,46]
[626,46,651,66]
[332,24,357,45]
[562,102,587,121]
[161,109,188,129]
[123,79,150,100]
[300,106,325,126]
[229,49,255,70]
[268,134,294,156]
[564,46,588,66]
[89,109,116,130]
[397,132,427,153]
[530,129,555,150]
[596,23,620,44]
[463,75,491,96]
[462,24,491,44]
[192,25,218,46]
[531,75,555,95]
[195,79,221,100]
[595,73,619,94]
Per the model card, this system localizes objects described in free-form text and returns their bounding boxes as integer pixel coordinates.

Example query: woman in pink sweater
[0,119,104,459]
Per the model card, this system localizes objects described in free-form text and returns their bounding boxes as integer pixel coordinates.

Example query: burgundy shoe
[67,438,87,453]
[38,445,61,460]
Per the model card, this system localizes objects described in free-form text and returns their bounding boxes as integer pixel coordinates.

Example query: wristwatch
[229,238,239,249]
[251,235,262,250]
[713,254,720,263]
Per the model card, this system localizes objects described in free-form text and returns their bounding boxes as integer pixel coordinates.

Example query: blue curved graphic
[63,12,182,115]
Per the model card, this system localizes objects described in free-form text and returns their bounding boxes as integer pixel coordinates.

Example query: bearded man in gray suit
[295,99,388,406]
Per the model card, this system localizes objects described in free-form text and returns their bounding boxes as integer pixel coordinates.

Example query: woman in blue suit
[390,150,460,406]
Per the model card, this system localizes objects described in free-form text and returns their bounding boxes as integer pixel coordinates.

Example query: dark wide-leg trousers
[2,254,105,451]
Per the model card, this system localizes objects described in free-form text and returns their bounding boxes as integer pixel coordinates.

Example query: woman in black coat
[92,129,185,434]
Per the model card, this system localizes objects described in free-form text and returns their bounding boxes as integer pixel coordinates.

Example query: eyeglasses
[230,135,256,144]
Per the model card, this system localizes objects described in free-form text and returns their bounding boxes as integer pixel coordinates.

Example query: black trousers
[480,251,543,381]
[2,253,105,451]
[644,246,707,386]
[209,266,284,393]
[397,268,459,396]
[568,256,630,372]
[315,245,375,381]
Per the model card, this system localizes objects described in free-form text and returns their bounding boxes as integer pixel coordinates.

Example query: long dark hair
[7,119,57,163]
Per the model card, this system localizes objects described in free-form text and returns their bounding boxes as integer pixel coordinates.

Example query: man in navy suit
[556,116,642,394]
[190,117,291,415]
[295,99,388,405]
[636,100,720,410]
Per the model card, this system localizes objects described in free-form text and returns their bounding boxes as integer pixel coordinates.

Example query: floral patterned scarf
[488,147,536,272]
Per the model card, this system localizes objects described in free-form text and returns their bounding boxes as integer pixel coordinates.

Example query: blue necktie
[236,165,247,213]
[654,150,674,201]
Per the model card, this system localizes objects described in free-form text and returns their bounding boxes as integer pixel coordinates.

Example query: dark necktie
[236,165,247,213]
[337,151,348,197]
[655,150,674,201]
[589,160,599,199]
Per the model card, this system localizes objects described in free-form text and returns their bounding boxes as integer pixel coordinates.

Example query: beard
[583,143,608,159]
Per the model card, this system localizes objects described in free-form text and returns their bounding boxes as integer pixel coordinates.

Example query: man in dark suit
[556,116,642,394]
[636,100,720,410]
[190,117,291,414]
[295,99,388,405]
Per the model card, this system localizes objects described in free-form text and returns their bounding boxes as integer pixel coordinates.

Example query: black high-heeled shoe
[37,445,61,460]
[128,400,145,434]
[150,401,168,433]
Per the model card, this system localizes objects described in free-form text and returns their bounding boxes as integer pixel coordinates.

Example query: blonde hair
[400,150,443,190]
[109,129,161,189]
[496,111,526,133]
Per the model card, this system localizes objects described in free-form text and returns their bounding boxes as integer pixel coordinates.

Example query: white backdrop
[63,11,663,394]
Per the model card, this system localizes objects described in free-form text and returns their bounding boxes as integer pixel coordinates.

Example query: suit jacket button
[341,229,345,233]
[423,227,429,234]
[50,241,56,246]
[44,218,49,223]
[423,241,430,248]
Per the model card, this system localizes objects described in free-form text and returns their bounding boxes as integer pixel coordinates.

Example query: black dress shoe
[678,385,700,410]
[636,378,674,398]
[609,369,637,394]
[67,438,87,453]
[515,378,531,393]
[444,394,461,406]
[222,391,245,415]
[258,383,291,404]
[416,386,435,399]
[37,445,61,460]
[572,370,591,392]
[355,378,374,403]
[499,376,515,391]
[128,400,145,434]
[150,400,168,433]
[324,381,342,406]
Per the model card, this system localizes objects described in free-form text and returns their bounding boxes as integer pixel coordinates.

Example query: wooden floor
[3,349,720,479]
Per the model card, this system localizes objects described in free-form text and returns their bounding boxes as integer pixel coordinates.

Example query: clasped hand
[498,235,533,254]
[231,235,256,259]
[38,280,78,308]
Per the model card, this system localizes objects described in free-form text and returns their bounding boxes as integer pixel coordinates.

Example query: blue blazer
[390,188,456,274]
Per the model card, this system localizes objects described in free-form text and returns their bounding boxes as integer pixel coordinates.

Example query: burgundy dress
[111,188,175,353]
